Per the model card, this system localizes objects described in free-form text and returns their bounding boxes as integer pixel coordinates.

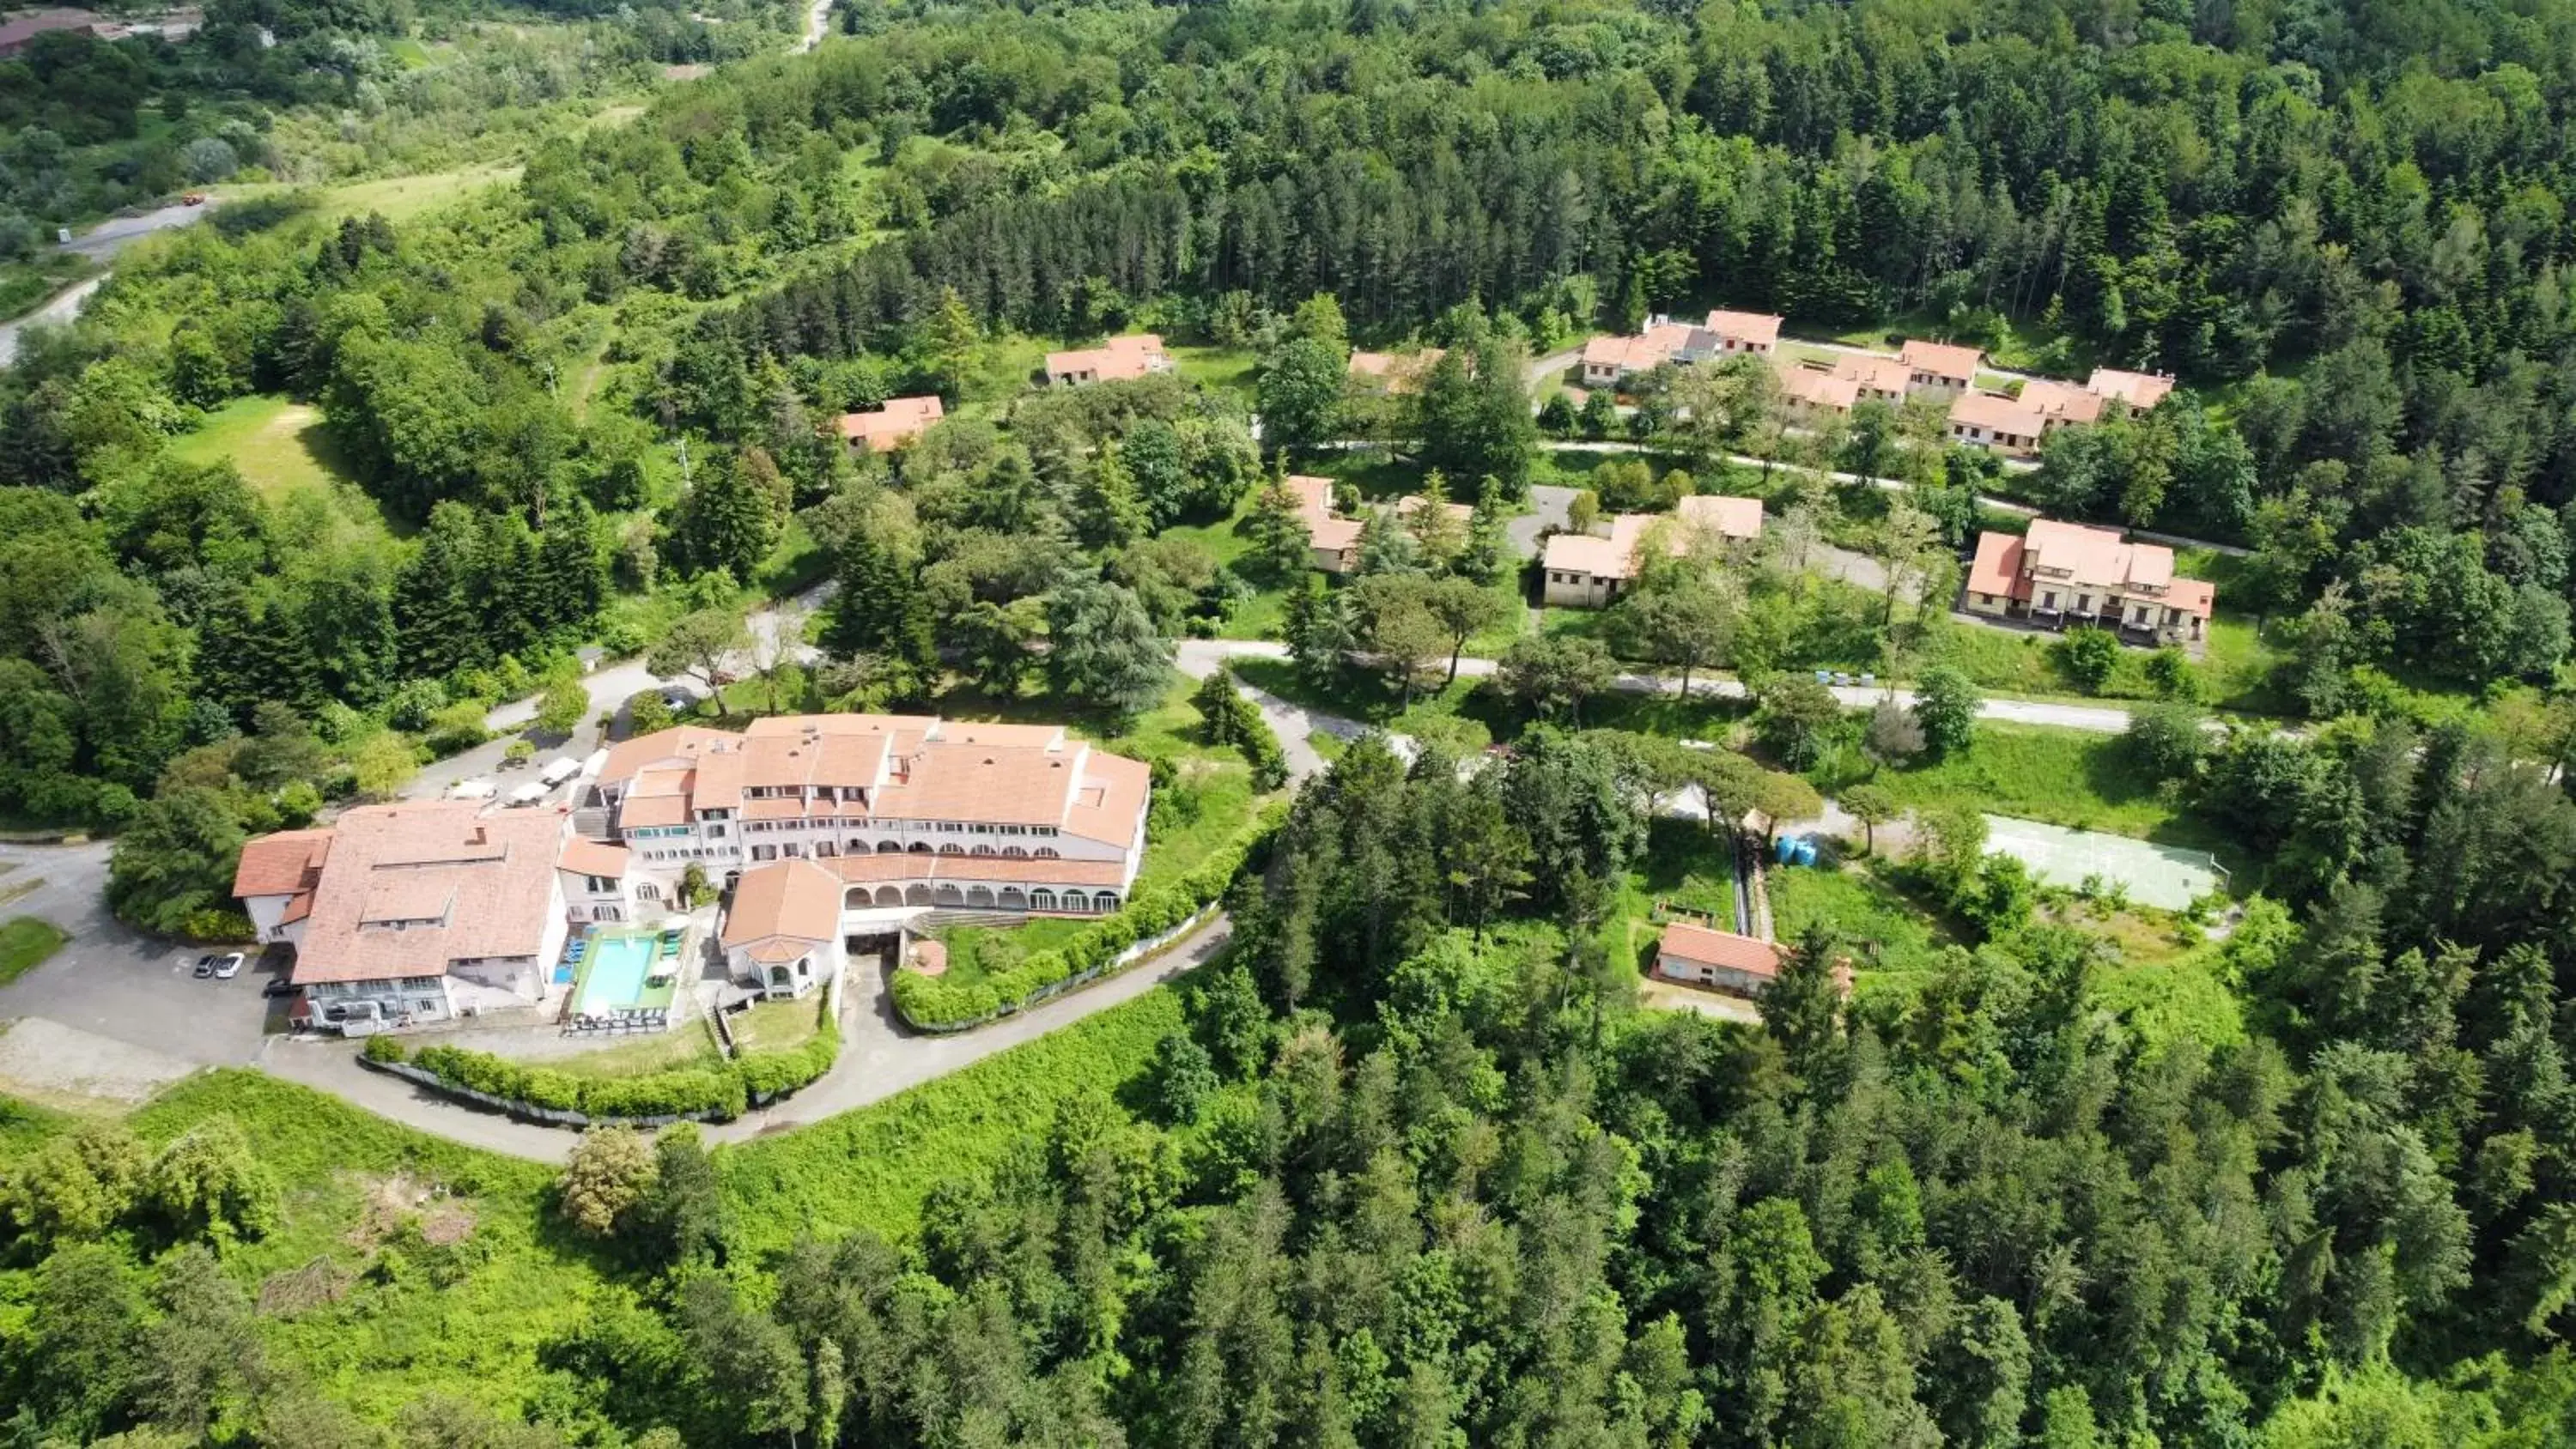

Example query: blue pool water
[573,934,656,1015]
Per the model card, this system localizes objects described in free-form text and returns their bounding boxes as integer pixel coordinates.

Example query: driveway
[1510,484,1578,561]
[0,840,283,1073]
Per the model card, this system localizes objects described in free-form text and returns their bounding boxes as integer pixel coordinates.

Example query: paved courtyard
[1981,815,2225,911]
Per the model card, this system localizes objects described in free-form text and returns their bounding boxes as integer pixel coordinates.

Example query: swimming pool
[571,932,659,1016]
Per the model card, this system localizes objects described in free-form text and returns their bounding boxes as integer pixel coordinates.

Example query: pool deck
[565,925,692,1018]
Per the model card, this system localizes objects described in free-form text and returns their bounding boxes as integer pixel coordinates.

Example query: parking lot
[0,841,283,1079]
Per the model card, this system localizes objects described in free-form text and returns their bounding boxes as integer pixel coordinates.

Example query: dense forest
[8,0,2576,1441]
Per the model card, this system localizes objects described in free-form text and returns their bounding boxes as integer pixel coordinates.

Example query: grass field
[727,996,823,1053]
[534,1022,725,1080]
[219,163,525,225]
[1766,861,1958,984]
[1858,723,2190,841]
[0,917,69,986]
[168,396,354,500]
[1169,343,1259,397]
[0,250,98,321]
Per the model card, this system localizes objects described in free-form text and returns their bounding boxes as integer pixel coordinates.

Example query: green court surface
[1982,815,2224,911]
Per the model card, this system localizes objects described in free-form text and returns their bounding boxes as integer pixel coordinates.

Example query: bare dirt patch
[258,1258,355,1317]
[0,1016,195,1104]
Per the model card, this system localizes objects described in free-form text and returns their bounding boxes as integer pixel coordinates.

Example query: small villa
[1947,391,2046,457]
[1653,921,1783,997]
[835,395,945,452]
[1963,518,2215,641]
[1542,496,1762,608]
[1901,338,1984,397]
[1045,334,1171,386]
[719,858,844,1000]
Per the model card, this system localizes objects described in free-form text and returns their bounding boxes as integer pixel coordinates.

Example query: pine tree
[535,500,608,638]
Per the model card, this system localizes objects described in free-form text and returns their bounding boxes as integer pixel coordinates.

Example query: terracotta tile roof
[1777,364,1858,412]
[617,789,691,828]
[1544,529,1633,580]
[835,395,945,451]
[873,740,1080,825]
[1966,530,2024,597]
[233,828,332,899]
[2167,577,2215,617]
[1901,338,1984,381]
[597,726,742,791]
[720,858,841,948]
[825,853,1130,888]
[1657,922,1782,978]
[1830,353,1912,394]
[1703,309,1783,347]
[1062,750,1150,848]
[2020,379,2107,425]
[1677,494,1764,541]
[1582,325,1690,375]
[1045,334,1169,383]
[2087,367,2175,409]
[290,803,566,985]
[558,838,630,878]
[1949,391,2045,439]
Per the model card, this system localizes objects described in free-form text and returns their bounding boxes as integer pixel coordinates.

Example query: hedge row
[890,803,1286,1029]
[362,1004,839,1124]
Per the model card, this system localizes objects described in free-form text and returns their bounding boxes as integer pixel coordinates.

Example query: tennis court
[1982,815,2224,912]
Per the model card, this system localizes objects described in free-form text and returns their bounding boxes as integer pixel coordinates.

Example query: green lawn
[0,917,68,986]
[728,996,824,1053]
[1767,861,1958,985]
[1857,723,2189,841]
[1169,343,1259,397]
[216,162,525,225]
[168,395,357,501]
[534,1023,725,1080]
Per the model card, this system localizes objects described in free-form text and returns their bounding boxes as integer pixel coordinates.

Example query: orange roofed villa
[1541,495,1764,608]
[589,712,1151,919]
[1045,334,1171,386]
[1965,518,2214,642]
[836,395,945,452]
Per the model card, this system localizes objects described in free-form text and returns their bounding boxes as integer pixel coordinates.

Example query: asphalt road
[1,202,214,366]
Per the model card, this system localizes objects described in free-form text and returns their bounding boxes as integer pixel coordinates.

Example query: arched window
[968,886,994,907]
[938,843,964,856]
[908,842,932,855]
[935,884,963,906]
[904,884,933,906]
[1001,846,1028,859]
[1093,892,1119,912]
[1034,847,1059,860]
[1031,889,1059,912]
[874,886,902,907]
[876,840,902,854]
[970,843,995,857]
[1000,887,1027,910]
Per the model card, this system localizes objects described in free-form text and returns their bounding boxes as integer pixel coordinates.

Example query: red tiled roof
[2168,577,2215,617]
[1949,391,2044,439]
[1967,530,2025,597]
[290,803,566,985]
[2021,379,2106,425]
[1703,309,1783,347]
[2087,367,2175,409]
[1777,364,1858,412]
[1677,494,1764,541]
[1045,334,1168,382]
[1657,922,1782,978]
[835,395,944,451]
[1830,353,1912,394]
[720,858,841,949]
[558,838,629,878]
[1902,338,1984,380]
[1062,750,1149,849]
[233,828,332,899]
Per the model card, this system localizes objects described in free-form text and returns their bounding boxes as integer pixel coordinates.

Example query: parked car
[262,977,301,998]
[191,954,219,979]
[212,952,245,979]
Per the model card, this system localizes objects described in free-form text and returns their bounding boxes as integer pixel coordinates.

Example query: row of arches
[851,883,1120,913]
[848,840,1060,860]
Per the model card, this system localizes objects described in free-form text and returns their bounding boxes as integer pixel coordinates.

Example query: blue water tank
[1775,835,1797,864]
[1795,839,1819,867]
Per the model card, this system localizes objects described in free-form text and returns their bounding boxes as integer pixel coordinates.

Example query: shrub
[179,909,257,943]
[891,805,1285,1029]
[361,1034,406,1064]
[556,1126,657,1236]
[2056,627,2122,693]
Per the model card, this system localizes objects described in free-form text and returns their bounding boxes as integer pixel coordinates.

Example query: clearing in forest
[1983,815,2224,911]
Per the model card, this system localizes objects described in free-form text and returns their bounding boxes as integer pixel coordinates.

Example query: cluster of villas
[232,712,1150,1034]
[1579,311,2176,459]
[1540,494,1765,608]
